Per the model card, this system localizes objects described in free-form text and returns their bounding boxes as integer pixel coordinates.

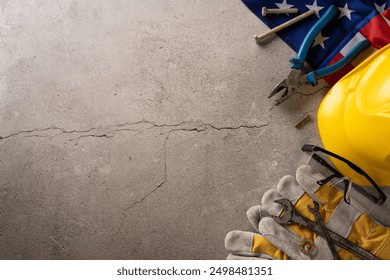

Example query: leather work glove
[225,230,289,260]
[226,165,390,260]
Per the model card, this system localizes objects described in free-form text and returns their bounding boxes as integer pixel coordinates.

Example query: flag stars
[306,0,324,17]
[275,0,295,10]
[374,2,387,14]
[313,32,329,49]
[338,3,356,20]
[374,2,390,26]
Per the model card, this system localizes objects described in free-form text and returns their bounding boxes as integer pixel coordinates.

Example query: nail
[295,113,311,129]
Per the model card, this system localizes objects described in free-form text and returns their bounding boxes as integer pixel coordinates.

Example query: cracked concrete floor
[0,0,324,259]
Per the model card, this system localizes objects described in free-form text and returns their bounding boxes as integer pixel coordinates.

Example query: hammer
[255,9,315,44]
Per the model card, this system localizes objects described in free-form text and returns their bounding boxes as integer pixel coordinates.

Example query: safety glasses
[301,144,387,205]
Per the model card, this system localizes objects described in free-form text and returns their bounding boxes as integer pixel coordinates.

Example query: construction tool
[261,7,298,16]
[294,113,310,129]
[307,201,340,260]
[268,69,327,106]
[255,9,315,44]
[268,5,370,105]
[273,198,380,260]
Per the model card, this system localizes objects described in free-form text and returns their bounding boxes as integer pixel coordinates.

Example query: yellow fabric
[251,180,389,259]
[252,234,289,260]
[285,184,344,242]
[248,183,342,259]
[314,183,345,224]
[285,183,389,259]
[339,214,390,260]
[297,183,390,259]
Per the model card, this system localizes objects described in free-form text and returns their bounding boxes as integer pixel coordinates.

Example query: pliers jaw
[268,69,319,106]
[267,5,370,107]
[268,79,290,106]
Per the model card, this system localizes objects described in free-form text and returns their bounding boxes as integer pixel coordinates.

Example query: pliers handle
[306,39,370,85]
[269,5,371,105]
[289,5,371,86]
[290,5,339,70]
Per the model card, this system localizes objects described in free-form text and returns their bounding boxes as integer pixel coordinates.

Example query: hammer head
[272,198,294,224]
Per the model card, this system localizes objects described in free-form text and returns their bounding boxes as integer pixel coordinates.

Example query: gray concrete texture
[0,0,324,259]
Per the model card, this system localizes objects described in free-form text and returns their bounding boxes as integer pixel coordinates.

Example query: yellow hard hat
[318,43,390,187]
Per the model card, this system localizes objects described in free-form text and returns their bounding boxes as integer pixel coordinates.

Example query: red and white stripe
[324,8,390,85]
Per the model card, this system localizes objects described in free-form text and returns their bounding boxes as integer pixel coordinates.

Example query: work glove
[225,230,289,260]
[225,164,390,260]
[248,165,390,259]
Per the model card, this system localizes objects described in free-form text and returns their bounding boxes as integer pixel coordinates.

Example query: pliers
[273,198,380,260]
[269,5,371,106]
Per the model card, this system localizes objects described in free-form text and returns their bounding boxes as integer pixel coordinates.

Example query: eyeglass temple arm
[302,144,387,205]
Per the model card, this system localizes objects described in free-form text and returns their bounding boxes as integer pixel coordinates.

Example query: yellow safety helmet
[318,43,390,187]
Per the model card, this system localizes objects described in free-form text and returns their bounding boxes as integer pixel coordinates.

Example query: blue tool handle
[306,39,370,85]
[290,5,338,69]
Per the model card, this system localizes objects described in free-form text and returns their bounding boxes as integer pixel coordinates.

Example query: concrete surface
[0,0,323,259]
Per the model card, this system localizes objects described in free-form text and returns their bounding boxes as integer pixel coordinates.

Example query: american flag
[243,0,390,85]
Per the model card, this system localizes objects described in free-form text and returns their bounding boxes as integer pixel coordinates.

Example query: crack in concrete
[0,120,174,140]
[126,134,169,211]
[0,126,96,140]
[295,86,328,97]
[0,119,270,141]
[50,236,66,251]
[206,123,269,131]
[1,118,271,248]
[108,119,271,245]
[73,134,113,141]
[268,85,329,111]
[120,121,271,212]
[109,133,170,246]
[22,135,50,139]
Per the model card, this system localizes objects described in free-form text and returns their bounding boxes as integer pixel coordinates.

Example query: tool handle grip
[328,230,380,260]
[255,10,315,43]
[290,5,338,69]
[306,39,370,85]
